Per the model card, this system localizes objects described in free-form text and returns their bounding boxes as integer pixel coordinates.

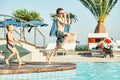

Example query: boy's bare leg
[61,34,69,48]
[14,48,25,65]
[47,48,57,61]
[5,59,9,65]
[5,47,16,65]
[47,45,60,64]
[5,53,15,65]
[64,33,69,41]
[48,48,58,64]
[5,47,25,65]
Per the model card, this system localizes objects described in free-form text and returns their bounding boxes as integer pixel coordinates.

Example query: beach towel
[49,19,57,37]
[49,19,70,37]
[64,24,70,32]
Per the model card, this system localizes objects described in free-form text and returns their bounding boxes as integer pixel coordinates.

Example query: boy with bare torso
[5,25,25,66]
[47,8,70,63]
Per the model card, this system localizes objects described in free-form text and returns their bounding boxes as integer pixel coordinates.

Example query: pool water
[74,62,120,80]
[0,62,120,80]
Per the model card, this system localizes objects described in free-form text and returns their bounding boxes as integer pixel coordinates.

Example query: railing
[0,14,46,48]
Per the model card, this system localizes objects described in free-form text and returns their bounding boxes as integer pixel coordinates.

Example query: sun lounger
[45,43,76,56]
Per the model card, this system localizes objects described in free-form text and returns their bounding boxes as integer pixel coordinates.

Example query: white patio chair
[45,43,76,56]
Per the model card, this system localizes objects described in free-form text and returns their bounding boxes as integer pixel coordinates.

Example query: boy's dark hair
[56,8,63,14]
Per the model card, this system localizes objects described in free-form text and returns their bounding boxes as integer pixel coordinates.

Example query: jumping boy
[47,8,71,63]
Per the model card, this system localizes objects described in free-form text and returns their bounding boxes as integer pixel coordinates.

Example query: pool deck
[0,62,76,75]
[0,55,120,75]
[51,55,120,62]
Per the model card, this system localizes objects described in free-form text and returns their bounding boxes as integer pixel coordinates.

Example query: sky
[0,0,120,45]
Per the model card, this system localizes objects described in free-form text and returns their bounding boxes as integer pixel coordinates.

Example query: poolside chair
[44,43,65,56]
[46,31,77,55]
[45,42,76,56]
[88,33,109,57]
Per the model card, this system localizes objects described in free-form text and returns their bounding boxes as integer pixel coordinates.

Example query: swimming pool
[0,62,120,80]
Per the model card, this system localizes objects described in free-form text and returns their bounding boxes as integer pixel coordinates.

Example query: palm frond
[50,13,78,24]
[88,0,99,20]
[107,0,118,14]
[12,8,43,22]
[78,0,118,22]
[102,0,109,17]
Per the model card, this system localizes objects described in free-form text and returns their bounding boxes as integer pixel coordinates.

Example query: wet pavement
[0,62,76,74]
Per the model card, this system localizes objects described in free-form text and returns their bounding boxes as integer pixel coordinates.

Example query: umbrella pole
[36,27,46,48]
[22,28,27,42]
[20,22,22,40]
[34,27,36,45]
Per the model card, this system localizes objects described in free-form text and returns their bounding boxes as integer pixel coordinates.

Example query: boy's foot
[5,59,9,65]
[46,56,49,62]
[48,61,51,64]
[48,58,51,64]
[18,62,25,66]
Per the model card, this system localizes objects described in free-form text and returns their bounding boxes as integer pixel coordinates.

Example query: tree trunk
[94,22,106,33]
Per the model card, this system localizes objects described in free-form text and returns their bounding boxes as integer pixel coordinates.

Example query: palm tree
[50,13,78,24]
[12,8,43,22]
[12,8,43,42]
[79,0,118,33]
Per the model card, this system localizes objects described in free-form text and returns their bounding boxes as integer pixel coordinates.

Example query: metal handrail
[0,14,46,48]
[35,27,46,48]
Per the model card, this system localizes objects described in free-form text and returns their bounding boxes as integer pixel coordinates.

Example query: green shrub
[75,45,88,51]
